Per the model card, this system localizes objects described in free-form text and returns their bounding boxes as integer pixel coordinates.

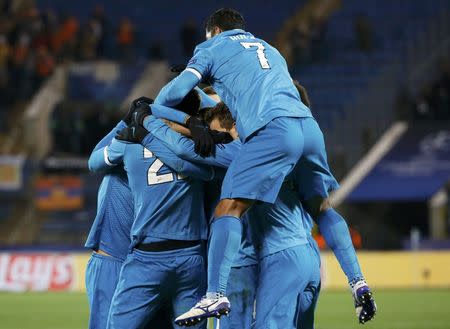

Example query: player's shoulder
[194,29,257,52]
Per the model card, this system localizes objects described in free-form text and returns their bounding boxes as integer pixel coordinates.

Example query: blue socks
[316,208,363,282]
[207,216,242,295]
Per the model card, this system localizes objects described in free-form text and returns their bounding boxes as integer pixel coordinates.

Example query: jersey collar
[217,29,250,38]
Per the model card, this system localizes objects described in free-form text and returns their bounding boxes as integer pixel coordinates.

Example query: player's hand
[187,116,215,157]
[210,130,234,144]
[116,124,149,144]
[132,102,152,126]
[123,97,154,124]
[351,280,377,324]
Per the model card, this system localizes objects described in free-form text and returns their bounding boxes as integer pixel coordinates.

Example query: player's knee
[215,198,253,218]
[304,196,331,219]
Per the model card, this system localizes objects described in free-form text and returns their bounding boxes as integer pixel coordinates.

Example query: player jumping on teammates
[149,8,376,325]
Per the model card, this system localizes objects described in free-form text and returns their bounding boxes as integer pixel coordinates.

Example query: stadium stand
[0,0,448,251]
[290,0,450,170]
[36,0,306,63]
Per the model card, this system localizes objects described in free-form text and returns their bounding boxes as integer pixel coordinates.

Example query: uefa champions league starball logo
[419,131,450,155]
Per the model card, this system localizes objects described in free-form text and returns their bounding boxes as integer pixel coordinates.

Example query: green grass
[0,290,449,329]
[315,290,450,329]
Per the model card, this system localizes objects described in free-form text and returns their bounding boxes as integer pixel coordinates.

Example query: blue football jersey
[187,29,312,140]
[105,137,211,246]
[248,180,309,259]
[85,122,134,260]
[84,171,134,260]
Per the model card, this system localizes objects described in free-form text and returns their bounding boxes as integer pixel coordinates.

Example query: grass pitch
[0,289,449,329]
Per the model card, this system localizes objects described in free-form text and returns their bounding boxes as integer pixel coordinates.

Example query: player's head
[198,86,221,122]
[205,8,245,40]
[202,86,221,103]
[204,102,238,140]
[173,89,201,116]
[293,80,311,108]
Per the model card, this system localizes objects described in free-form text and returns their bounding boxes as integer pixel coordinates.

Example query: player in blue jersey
[134,108,317,329]
[151,8,316,322]
[290,81,376,325]
[88,96,216,329]
[85,119,132,329]
[84,99,171,329]
[139,88,375,326]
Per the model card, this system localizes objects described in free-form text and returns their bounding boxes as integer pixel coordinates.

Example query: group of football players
[84,8,377,329]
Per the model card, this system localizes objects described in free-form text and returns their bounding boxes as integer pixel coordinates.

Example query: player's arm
[144,116,237,168]
[155,46,212,107]
[195,86,218,108]
[141,133,215,181]
[154,70,200,107]
[92,121,127,152]
[151,104,190,125]
[88,138,127,172]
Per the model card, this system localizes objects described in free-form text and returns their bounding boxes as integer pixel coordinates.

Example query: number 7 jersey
[186,29,312,141]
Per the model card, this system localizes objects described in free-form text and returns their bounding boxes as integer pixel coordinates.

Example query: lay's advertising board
[0,251,449,292]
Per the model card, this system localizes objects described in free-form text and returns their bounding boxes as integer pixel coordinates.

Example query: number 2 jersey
[186,29,312,141]
[100,138,211,247]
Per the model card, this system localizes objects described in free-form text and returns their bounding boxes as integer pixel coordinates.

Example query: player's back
[188,29,312,140]
[248,180,309,258]
[85,168,133,260]
[121,143,207,246]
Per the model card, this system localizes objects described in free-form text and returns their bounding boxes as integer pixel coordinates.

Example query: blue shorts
[254,244,321,329]
[107,244,207,329]
[213,264,258,329]
[221,117,304,204]
[294,118,339,201]
[86,252,123,329]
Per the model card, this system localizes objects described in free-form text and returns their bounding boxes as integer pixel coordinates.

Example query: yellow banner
[72,251,450,292]
[321,251,450,289]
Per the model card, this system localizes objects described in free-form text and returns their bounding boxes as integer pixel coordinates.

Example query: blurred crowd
[289,14,328,66]
[50,101,118,156]
[0,1,136,109]
[289,13,375,66]
[397,59,450,121]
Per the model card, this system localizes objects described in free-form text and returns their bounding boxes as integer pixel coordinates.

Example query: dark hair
[204,102,234,130]
[205,8,245,33]
[202,86,216,96]
[173,89,201,116]
[293,80,311,108]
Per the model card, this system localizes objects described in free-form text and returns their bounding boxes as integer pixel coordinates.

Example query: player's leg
[176,117,305,326]
[214,265,258,329]
[294,117,361,282]
[85,252,123,329]
[106,250,165,329]
[254,244,320,329]
[171,244,207,329]
[297,117,376,322]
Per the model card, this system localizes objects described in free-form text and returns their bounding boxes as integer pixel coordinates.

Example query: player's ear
[214,26,223,36]
[207,26,222,39]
